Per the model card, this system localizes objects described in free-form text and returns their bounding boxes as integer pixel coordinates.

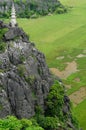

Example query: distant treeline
[0,0,67,18]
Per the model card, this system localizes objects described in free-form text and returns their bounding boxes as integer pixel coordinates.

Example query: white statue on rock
[10,0,17,27]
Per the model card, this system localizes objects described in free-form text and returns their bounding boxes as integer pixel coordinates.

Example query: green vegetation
[17,64,26,77]
[25,75,35,85]
[15,0,86,128]
[17,0,86,95]
[1,0,86,129]
[0,29,7,52]
[17,64,35,84]
[63,71,86,95]
[0,116,44,130]
[0,42,6,52]
[35,81,79,130]
[0,105,3,110]
[0,81,79,130]
[45,81,64,118]
[19,55,26,63]
[73,99,86,130]
[36,116,59,130]
[0,0,66,18]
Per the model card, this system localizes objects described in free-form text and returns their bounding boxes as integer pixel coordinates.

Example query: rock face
[0,23,53,118]
[0,21,29,42]
[4,27,29,42]
[0,21,8,28]
[0,21,81,130]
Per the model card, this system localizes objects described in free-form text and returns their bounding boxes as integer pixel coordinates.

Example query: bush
[0,28,7,52]
[19,55,26,63]
[30,14,39,19]
[0,42,6,52]
[35,105,44,116]
[25,75,35,84]
[21,118,32,129]
[37,116,59,130]
[0,116,22,130]
[0,116,44,130]
[71,115,80,129]
[26,126,44,130]
[55,7,66,14]
[45,81,64,118]
[0,29,8,40]
[17,64,26,77]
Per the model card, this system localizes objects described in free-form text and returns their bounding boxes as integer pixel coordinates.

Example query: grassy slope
[18,0,86,67]
[2,0,86,128]
[73,99,86,130]
[18,0,86,93]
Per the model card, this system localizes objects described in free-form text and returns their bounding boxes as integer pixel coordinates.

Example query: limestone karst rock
[0,22,54,118]
[0,21,80,130]
[0,0,62,18]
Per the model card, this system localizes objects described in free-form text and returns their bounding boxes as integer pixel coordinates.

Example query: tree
[45,81,65,119]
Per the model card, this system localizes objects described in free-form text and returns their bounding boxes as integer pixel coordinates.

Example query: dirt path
[50,61,86,106]
[69,87,86,106]
[50,61,78,79]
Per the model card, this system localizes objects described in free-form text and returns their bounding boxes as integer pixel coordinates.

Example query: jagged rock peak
[0,22,53,118]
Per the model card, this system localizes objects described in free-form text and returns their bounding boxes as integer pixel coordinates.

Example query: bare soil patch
[83,50,86,53]
[50,61,78,79]
[69,87,86,106]
[74,78,80,82]
[76,54,86,58]
[50,61,86,106]
[56,56,64,60]
[65,84,71,89]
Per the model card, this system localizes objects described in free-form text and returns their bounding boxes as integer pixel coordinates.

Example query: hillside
[13,0,86,129]
[0,0,86,129]
[0,20,81,130]
[0,0,66,18]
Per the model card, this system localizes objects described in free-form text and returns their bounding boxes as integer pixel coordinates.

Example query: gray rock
[0,24,53,118]
[67,121,75,129]
[63,95,71,115]
[4,27,29,42]
[0,21,9,28]
[0,23,78,130]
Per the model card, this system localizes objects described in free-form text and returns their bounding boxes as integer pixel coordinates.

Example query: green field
[17,0,86,129]
[73,99,86,130]
[17,1,86,70]
[2,0,86,129]
[17,1,86,88]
